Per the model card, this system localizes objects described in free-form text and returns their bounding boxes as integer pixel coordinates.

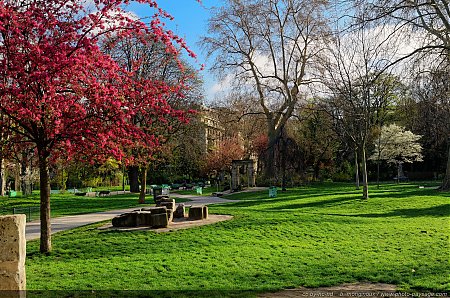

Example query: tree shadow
[322,204,450,218]
[369,188,449,199]
[268,195,358,210]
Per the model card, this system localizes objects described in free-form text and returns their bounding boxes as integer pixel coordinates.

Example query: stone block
[174,204,186,218]
[136,211,152,226]
[112,212,138,227]
[0,215,26,290]
[188,206,204,220]
[150,213,168,228]
[158,200,175,211]
[141,206,167,214]
[202,206,209,219]
[155,195,170,204]
[166,209,173,222]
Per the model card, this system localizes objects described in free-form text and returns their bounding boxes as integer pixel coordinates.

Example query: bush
[332,172,352,182]
[332,161,353,182]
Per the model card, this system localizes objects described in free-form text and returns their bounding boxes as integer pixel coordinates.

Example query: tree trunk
[376,160,380,188]
[138,167,147,204]
[440,138,450,191]
[280,132,287,191]
[376,132,382,189]
[128,166,140,193]
[122,165,126,191]
[361,146,369,200]
[264,124,278,183]
[0,157,5,196]
[355,149,360,190]
[38,150,52,253]
[14,169,20,192]
[20,160,33,196]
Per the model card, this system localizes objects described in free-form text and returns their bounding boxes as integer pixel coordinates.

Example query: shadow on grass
[320,204,450,218]
[369,188,449,199]
[269,195,358,211]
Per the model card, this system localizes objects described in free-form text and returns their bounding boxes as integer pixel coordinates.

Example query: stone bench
[112,206,172,228]
[174,204,186,219]
[156,198,175,211]
[188,205,208,220]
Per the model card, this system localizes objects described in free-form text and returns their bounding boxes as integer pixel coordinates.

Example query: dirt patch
[259,283,397,298]
[99,214,233,233]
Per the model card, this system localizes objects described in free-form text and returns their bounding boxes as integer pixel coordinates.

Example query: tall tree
[203,0,329,179]
[358,0,450,189]
[104,34,200,202]
[0,0,193,252]
[320,24,402,199]
[361,0,449,54]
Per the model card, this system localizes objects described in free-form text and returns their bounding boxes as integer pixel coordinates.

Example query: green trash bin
[8,190,17,198]
[196,186,203,195]
[269,186,277,198]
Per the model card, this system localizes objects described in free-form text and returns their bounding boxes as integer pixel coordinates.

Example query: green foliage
[0,192,145,217]
[24,183,449,292]
[332,161,354,182]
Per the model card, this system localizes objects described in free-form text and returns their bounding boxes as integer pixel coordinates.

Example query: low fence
[13,206,40,222]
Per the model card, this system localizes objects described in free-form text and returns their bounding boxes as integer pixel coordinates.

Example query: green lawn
[0,192,190,218]
[25,183,449,295]
[172,186,217,196]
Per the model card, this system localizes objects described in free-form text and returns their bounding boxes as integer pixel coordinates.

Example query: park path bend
[24,188,267,241]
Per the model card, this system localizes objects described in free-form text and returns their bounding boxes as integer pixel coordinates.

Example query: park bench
[97,190,111,197]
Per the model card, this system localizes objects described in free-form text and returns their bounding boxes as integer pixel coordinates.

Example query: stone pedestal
[150,213,168,228]
[0,215,26,291]
[157,198,175,211]
[189,206,208,220]
[174,204,186,218]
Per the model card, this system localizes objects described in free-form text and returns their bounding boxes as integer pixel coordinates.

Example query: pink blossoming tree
[0,0,197,253]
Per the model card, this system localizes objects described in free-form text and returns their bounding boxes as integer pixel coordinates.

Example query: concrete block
[202,206,209,220]
[136,211,152,226]
[112,212,138,227]
[174,204,186,218]
[0,215,26,290]
[188,206,204,220]
[141,207,167,214]
[166,209,173,223]
[158,200,175,211]
[150,213,168,228]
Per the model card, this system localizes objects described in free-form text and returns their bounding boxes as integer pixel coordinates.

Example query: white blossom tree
[370,124,423,181]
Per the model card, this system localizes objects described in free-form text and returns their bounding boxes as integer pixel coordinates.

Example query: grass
[0,192,190,218]
[25,182,449,295]
[172,186,217,196]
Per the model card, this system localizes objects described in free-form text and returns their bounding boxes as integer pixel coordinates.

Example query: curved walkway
[25,187,266,241]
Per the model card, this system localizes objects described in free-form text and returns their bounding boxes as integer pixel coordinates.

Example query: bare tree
[104,35,202,201]
[203,0,329,179]
[319,24,401,199]
[357,0,450,190]
[360,0,449,53]
[400,63,450,189]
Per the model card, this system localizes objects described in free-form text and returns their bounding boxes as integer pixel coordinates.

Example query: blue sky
[125,0,224,103]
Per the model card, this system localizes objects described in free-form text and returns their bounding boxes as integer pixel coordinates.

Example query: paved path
[171,194,238,206]
[25,188,266,241]
[25,207,142,241]
[171,186,267,207]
